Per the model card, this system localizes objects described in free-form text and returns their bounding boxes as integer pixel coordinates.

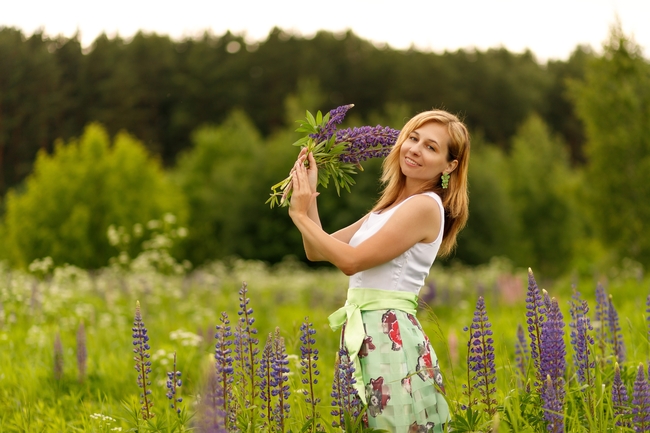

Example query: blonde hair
[372,110,470,257]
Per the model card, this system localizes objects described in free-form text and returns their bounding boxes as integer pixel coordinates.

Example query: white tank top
[348,192,444,294]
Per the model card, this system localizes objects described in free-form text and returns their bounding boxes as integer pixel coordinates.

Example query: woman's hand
[289,153,319,218]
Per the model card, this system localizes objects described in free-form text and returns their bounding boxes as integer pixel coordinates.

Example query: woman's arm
[289,158,441,275]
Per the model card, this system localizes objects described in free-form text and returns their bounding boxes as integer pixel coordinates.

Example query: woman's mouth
[405,157,420,167]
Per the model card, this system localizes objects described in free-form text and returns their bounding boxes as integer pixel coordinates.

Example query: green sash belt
[328,288,419,404]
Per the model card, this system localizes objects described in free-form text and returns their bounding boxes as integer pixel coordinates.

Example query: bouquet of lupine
[266,104,400,208]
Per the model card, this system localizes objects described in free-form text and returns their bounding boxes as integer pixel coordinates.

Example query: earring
[441,172,450,189]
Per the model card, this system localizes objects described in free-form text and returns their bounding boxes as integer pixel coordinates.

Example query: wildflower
[467,296,497,417]
[542,374,564,433]
[331,348,361,428]
[525,268,546,386]
[336,125,400,164]
[569,290,595,385]
[133,300,154,420]
[77,321,87,383]
[309,104,354,143]
[166,352,183,415]
[271,329,291,432]
[258,332,275,422]
[607,294,626,363]
[612,362,630,427]
[233,282,259,407]
[54,332,64,381]
[594,283,609,358]
[540,298,566,432]
[514,323,528,380]
[300,318,321,428]
[215,311,234,427]
[632,363,650,430]
[195,366,227,433]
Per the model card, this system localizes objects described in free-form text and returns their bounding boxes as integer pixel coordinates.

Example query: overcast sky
[2,0,649,62]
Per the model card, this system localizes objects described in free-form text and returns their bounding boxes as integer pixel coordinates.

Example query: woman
[289,109,470,432]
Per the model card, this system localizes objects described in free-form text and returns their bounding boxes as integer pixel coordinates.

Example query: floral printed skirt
[343,309,450,433]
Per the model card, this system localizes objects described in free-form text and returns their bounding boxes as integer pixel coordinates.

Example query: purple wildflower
[525,268,547,387]
[646,294,650,343]
[214,311,233,423]
[54,332,64,381]
[594,283,609,359]
[612,362,630,428]
[633,363,650,431]
[133,301,154,420]
[309,104,354,143]
[330,348,361,428]
[300,318,321,428]
[233,282,259,408]
[542,374,564,433]
[540,298,566,432]
[514,323,528,380]
[336,125,400,164]
[76,322,87,383]
[258,332,274,423]
[467,296,497,417]
[271,329,290,432]
[166,352,183,415]
[607,294,626,363]
[569,289,595,386]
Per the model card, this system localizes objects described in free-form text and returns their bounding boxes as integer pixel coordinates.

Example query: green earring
[441,172,450,189]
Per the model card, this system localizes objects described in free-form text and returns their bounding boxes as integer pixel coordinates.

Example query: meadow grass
[0,257,648,432]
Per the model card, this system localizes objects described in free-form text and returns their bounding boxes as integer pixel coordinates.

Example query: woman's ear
[446,159,459,175]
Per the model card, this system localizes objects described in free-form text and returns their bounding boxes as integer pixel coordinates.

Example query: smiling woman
[287,109,470,431]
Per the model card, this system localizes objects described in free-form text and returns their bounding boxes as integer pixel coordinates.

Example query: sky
[2,0,649,62]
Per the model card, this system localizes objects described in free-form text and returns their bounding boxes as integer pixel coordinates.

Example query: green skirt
[342,309,450,432]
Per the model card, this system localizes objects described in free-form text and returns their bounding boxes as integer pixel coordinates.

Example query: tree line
[0,25,648,277]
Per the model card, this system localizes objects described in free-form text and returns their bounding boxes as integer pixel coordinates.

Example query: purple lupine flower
[133,301,154,420]
[467,296,497,417]
[607,294,626,363]
[525,268,547,387]
[76,322,87,383]
[540,297,566,385]
[336,125,400,164]
[214,311,234,428]
[632,363,650,431]
[646,294,650,343]
[569,290,595,386]
[330,348,361,428]
[514,323,528,381]
[300,318,321,427]
[233,282,259,408]
[196,366,227,433]
[309,104,354,143]
[54,332,64,381]
[594,283,609,359]
[542,374,564,433]
[612,362,630,428]
[540,298,566,432]
[271,329,290,432]
[258,332,274,423]
[166,352,183,415]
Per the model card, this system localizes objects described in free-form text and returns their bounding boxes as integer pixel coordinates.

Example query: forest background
[0,24,649,280]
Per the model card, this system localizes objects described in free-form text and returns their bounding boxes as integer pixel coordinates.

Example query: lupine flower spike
[233,282,259,411]
[607,294,626,363]
[133,300,154,420]
[331,348,361,428]
[166,352,183,414]
[76,321,87,383]
[271,328,291,432]
[214,311,233,425]
[594,283,609,359]
[612,362,630,428]
[540,298,566,433]
[525,268,547,388]
[632,363,650,430]
[196,367,227,433]
[467,296,497,417]
[514,323,528,382]
[258,332,275,423]
[569,289,595,417]
[300,317,321,430]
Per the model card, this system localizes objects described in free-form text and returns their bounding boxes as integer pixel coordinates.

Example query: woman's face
[399,122,457,183]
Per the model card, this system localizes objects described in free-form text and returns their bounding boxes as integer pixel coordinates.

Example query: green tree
[507,114,581,276]
[569,25,650,265]
[0,123,186,268]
